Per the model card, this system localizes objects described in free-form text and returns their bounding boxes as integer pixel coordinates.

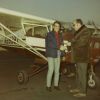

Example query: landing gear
[88,65,96,88]
[17,63,47,84]
[88,71,96,88]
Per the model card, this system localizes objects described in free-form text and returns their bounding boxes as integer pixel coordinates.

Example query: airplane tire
[17,70,29,84]
[88,75,96,88]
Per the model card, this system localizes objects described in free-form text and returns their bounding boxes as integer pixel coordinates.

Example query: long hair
[52,21,61,31]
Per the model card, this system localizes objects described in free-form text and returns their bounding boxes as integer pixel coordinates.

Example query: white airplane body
[0,7,56,60]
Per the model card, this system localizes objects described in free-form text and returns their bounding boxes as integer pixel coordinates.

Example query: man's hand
[60,45,66,51]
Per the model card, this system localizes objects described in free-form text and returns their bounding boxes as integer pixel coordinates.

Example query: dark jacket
[45,31,63,58]
[71,25,92,63]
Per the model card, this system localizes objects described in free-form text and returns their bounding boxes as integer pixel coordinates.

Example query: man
[70,19,91,97]
[45,21,65,92]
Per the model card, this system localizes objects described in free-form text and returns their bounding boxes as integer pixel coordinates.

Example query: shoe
[73,93,86,97]
[69,89,80,93]
[46,87,52,92]
[54,86,61,91]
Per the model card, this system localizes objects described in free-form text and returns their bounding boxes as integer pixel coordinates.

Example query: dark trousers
[67,63,75,74]
[76,63,88,93]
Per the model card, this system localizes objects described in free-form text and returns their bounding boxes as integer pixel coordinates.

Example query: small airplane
[0,7,55,61]
[0,7,55,84]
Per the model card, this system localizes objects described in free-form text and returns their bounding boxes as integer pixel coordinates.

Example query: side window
[26,28,33,36]
[34,26,47,38]
[25,25,48,38]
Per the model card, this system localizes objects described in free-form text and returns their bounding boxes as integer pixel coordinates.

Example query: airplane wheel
[88,74,96,88]
[17,70,29,84]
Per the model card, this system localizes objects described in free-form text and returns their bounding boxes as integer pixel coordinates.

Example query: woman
[45,21,65,92]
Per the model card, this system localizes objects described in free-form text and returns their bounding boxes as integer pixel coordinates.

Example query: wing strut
[0,23,47,61]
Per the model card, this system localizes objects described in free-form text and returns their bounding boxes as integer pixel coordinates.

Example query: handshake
[60,45,67,51]
[60,41,71,52]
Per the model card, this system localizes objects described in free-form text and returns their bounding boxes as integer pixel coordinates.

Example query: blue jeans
[46,57,60,87]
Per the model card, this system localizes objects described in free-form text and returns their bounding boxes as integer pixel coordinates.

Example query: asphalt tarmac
[0,47,100,100]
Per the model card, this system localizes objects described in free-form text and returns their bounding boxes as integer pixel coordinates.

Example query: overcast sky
[0,0,100,25]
